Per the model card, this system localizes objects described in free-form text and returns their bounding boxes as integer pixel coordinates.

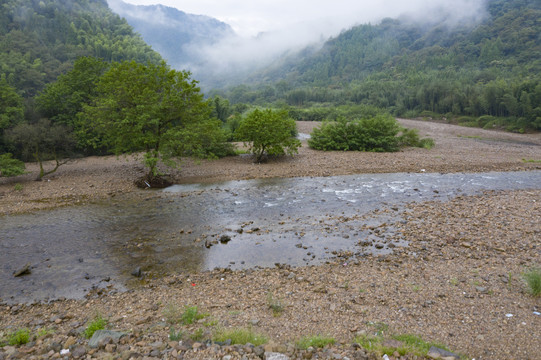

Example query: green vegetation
[163,303,183,325]
[267,292,285,316]
[0,153,25,177]
[354,333,452,357]
[7,328,30,346]
[169,328,183,341]
[296,335,336,349]
[84,314,107,339]
[180,306,208,325]
[215,0,541,133]
[235,109,301,162]
[522,267,541,296]
[213,327,268,346]
[308,113,434,152]
[14,183,23,191]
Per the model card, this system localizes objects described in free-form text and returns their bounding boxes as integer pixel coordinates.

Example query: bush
[84,314,107,339]
[181,306,208,325]
[308,114,401,152]
[523,268,541,296]
[235,109,301,162]
[0,153,25,177]
[8,328,30,346]
[398,128,435,149]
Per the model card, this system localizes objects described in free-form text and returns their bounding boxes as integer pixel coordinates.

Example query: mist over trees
[213,0,541,132]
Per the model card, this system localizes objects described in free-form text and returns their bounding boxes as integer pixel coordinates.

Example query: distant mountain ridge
[107,0,234,70]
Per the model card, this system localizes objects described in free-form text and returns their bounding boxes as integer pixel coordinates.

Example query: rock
[254,345,265,358]
[48,342,62,352]
[88,330,127,348]
[265,352,290,360]
[131,267,142,277]
[71,346,87,359]
[475,286,488,294]
[427,346,460,359]
[220,235,232,244]
[63,336,77,349]
[13,263,31,277]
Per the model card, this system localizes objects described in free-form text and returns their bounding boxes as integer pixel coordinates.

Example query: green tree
[6,119,74,180]
[235,109,301,162]
[80,60,228,183]
[0,78,24,152]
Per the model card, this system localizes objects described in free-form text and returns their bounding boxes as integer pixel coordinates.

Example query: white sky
[122,0,488,37]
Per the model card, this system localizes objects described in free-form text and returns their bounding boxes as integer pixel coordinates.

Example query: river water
[1,171,540,304]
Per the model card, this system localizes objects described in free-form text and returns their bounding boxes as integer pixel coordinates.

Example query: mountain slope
[0,0,161,97]
[107,0,234,70]
[220,0,541,131]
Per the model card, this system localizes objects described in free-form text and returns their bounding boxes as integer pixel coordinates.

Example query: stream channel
[1,170,540,304]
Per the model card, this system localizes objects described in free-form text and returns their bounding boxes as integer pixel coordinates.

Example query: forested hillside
[0,0,161,98]
[217,0,541,132]
[107,0,234,70]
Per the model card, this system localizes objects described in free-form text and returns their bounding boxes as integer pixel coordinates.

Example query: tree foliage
[217,0,541,132]
[235,109,301,162]
[80,60,230,180]
[6,119,74,180]
[308,114,402,152]
[0,153,25,177]
[0,78,24,153]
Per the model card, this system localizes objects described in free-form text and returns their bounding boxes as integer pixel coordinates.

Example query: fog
[120,0,489,85]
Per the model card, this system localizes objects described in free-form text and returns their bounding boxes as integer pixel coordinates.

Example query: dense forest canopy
[213,0,541,132]
[0,0,161,98]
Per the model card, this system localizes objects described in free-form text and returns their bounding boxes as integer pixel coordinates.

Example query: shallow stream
[1,171,540,304]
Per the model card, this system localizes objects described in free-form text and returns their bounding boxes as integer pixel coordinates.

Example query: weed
[190,328,205,342]
[267,292,284,317]
[522,267,541,296]
[9,328,30,346]
[296,335,335,350]
[213,327,267,346]
[411,284,421,292]
[181,306,208,325]
[84,314,107,339]
[163,303,182,324]
[36,328,53,338]
[449,278,459,286]
[522,158,541,163]
[14,183,23,191]
[354,332,452,357]
[169,328,183,341]
[367,322,388,336]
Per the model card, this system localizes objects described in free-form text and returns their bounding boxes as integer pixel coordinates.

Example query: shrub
[8,328,30,346]
[523,268,541,296]
[308,114,401,152]
[0,153,25,177]
[181,306,208,325]
[84,314,107,339]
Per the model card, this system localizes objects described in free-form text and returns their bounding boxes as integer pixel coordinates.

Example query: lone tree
[235,108,301,162]
[80,60,229,186]
[6,119,75,180]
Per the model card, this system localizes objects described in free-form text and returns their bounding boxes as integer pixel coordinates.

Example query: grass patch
[296,335,336,350]
[84,314,107,339]
[213,327,267,346]
[169,328,183,341]
[181,306,209,325]
[163,303,182,324]
[14,183,23,191]
[522,267,541,296]
[267,292,284,317]
[8,328,31,346]
[522,158,541,163]
[354,333,452,357]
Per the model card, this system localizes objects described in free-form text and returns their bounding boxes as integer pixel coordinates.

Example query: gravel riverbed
[1,120,540,359]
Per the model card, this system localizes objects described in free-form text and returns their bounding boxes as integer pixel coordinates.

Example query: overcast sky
[123,0,488,37]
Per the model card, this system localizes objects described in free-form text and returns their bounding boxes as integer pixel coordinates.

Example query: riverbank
[1,119,540,215]
[1,120,541,359]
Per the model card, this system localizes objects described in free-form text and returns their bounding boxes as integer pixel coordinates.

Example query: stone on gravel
[88,330,127,348]
[427,346,460,359]
[71,345,87,359]
[13,263,31,277]
[265,352,290,360]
